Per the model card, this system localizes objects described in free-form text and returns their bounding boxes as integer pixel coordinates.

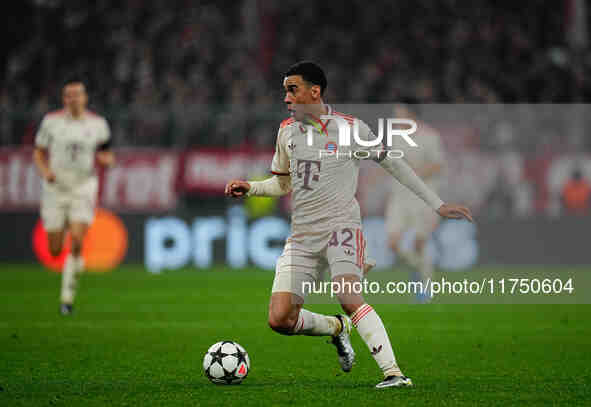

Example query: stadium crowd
[1,0,589,150]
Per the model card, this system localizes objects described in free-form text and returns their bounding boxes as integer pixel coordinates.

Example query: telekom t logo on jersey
[306,116,418,149]
[296,159,321,190]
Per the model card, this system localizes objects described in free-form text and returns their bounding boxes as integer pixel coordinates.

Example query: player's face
[283,75,322,121]
[62,83,88,116]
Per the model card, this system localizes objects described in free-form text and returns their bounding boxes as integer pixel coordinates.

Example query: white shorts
[271,225,367,298]
[385,193,439,240]
[41,178,98,232]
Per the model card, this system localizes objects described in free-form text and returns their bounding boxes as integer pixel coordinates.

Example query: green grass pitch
[1,264,590,406]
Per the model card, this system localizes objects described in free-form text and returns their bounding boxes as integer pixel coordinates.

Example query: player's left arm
[377,156,472,221]
[356,119,472,222]
[96,119,115,167]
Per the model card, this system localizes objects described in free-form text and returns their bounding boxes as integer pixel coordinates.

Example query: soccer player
[385,104,446,302]
[33,78,114,315]
[225,62,472,388]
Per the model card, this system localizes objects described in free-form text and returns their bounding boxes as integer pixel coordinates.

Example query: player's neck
[67,109,86,120]
[309,102,328,117]
[304,102,328,123]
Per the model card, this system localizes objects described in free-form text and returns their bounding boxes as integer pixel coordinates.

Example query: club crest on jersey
[325,141,338,152]
[344,248,354,256]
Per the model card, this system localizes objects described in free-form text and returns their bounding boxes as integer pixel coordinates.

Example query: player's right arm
[225,175,292,198]
[32,116,55,183]
[225,125,292,198]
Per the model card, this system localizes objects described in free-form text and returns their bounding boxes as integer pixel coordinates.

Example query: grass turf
[0,264,590,406]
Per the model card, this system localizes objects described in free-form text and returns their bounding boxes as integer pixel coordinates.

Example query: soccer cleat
[375,375,413,389]
[60,303,73,316]
[331,314,355,372]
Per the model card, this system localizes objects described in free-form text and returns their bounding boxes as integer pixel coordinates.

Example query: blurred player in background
[226,62,472,388]
[385,104,446,302]
[33,78,114,315]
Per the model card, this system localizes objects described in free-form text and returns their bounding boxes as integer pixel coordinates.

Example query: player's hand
[44,171,56,183]
[437,203,474,222]
[225,180,251,198]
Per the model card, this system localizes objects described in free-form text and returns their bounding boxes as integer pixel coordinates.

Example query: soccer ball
[203,341,250,384]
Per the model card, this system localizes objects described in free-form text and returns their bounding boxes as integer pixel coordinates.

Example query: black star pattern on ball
[210,346,225,366]
[205,342,249,385]
[235,349,247,365]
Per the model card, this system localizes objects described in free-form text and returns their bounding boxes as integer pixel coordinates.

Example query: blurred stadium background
[1,0,590,269]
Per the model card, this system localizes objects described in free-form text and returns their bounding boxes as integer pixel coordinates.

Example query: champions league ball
[203,341,250,384]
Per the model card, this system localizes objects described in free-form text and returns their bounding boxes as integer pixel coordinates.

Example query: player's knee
[414,238,426,252]
[388,236,400,252]
[48,243,62,258]
[70,238,83,256]
[48,237,63,257]
[267,311,297,335]
[339,298,364,316]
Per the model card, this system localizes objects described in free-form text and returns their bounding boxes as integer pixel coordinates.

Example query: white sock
[352,303,402,378]
[291,309,340,336]
[75,256,85,274]
[60,254,77,304]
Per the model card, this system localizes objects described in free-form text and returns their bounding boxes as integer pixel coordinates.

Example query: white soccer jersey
[35,109,111,189]
[271,106,379,250]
